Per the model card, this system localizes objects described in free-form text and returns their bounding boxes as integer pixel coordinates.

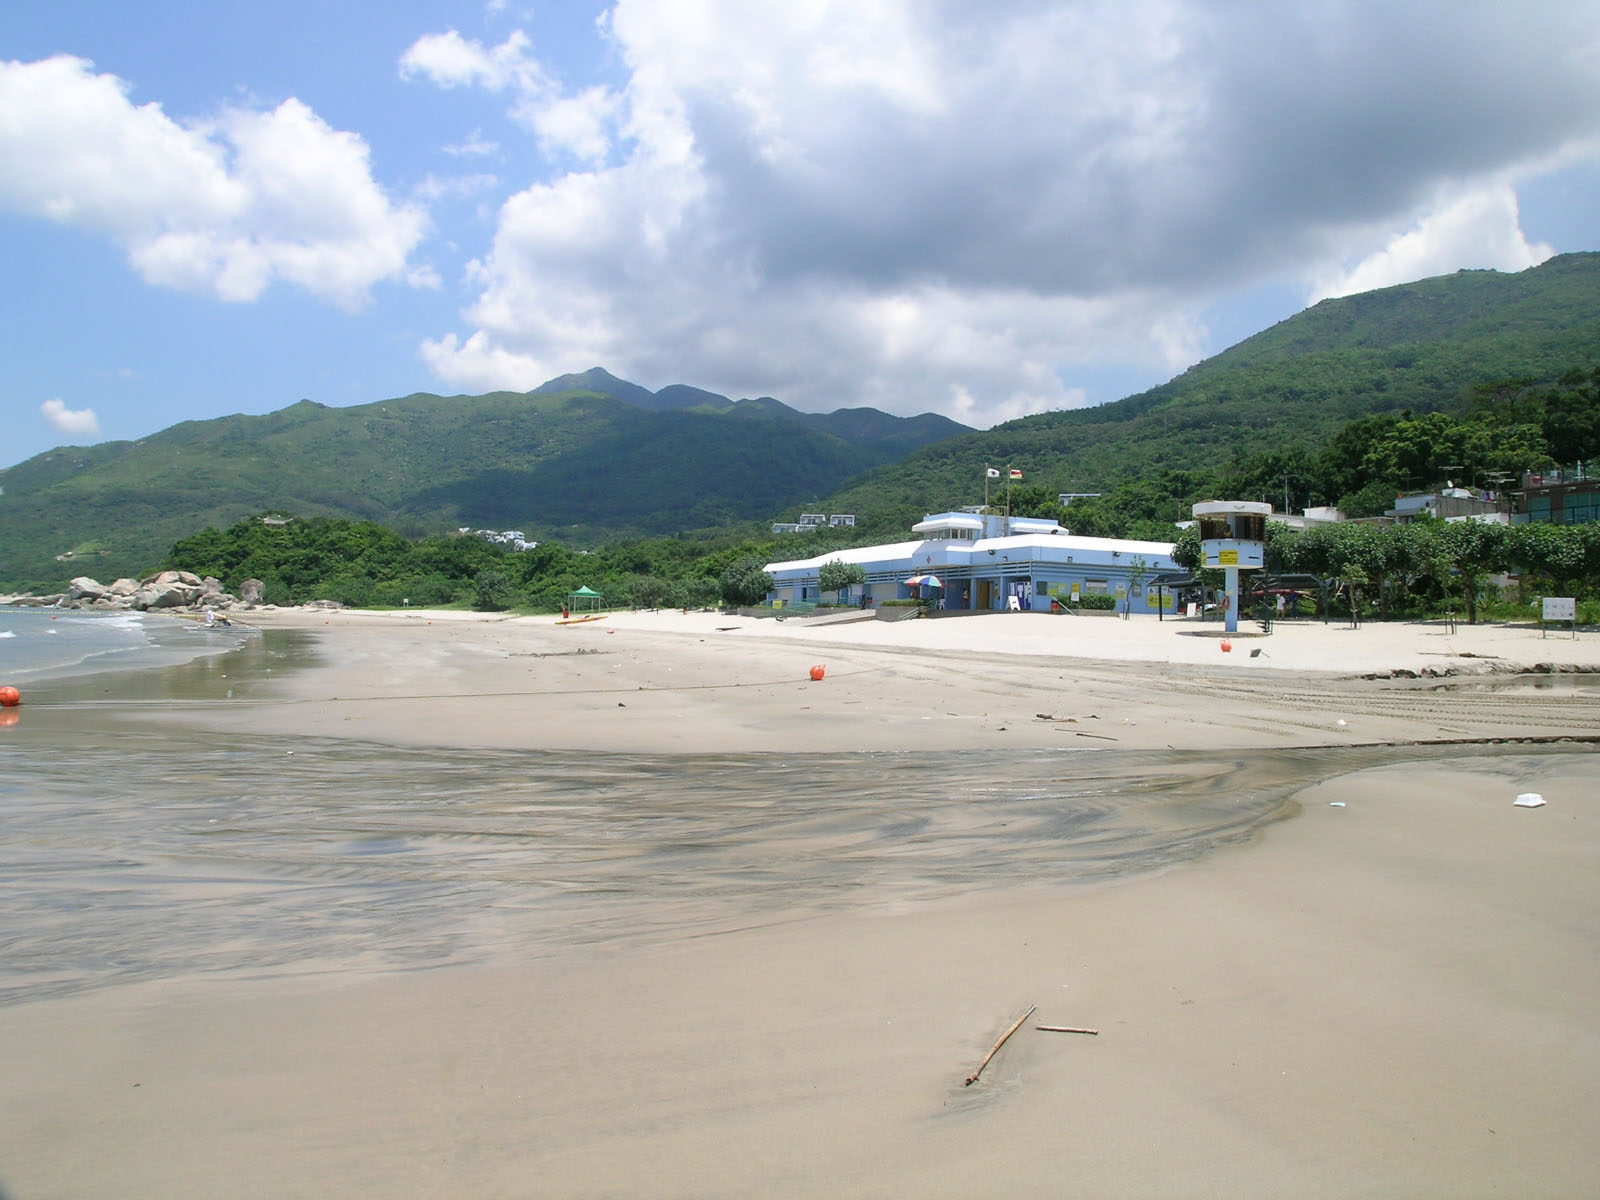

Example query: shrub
[474,569,514,611]
[1064,593,1117,610]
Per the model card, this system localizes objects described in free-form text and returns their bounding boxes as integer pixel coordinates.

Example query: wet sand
[2,609,1598,1197]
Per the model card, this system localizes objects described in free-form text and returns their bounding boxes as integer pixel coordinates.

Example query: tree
[818,558,866,598]
[685,576,723,609]
[719,556,775,607]
[625,574,672,609]
[1435,520,1506,624]
[1335,563,1369,628]
[1124,554,1150,616]
[473,569,514,611]
[1171,525,1202,573]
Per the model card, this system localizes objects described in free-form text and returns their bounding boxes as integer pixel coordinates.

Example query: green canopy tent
[566,585,603,613]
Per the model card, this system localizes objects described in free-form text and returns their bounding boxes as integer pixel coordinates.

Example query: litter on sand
[964,1004,1036,1086]
[1329,801,1346,808]
[1514,793,1546,808]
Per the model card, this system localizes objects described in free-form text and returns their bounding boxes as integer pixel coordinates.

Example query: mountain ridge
[0,379,968,588]
[815,253,1600,518]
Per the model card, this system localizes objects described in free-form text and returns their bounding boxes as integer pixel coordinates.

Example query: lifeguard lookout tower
[1193,500,1270,634]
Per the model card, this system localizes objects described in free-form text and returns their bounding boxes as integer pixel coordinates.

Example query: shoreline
[2,608,1597,1196]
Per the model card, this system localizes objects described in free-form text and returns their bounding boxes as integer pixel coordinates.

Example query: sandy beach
[154,605,1600,754]
[2,608,1597,1197]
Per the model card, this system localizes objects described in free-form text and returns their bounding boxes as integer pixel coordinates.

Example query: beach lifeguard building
[1193,500,1269,633]
[763,511,1179,613]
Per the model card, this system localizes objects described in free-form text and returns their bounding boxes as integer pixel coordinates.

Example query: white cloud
[415,172,500,202]
[399,29,543,93]
[520,85,620,163]
[444,127,500,157]
[40,398,100,437]
[411,0,1600,427]
[401,29,619,163]
[1311,183,1555,302]
[0,55,428,309]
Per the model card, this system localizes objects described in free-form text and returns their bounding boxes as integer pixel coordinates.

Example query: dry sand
[175,606,1600,753]
[3,608,1598,1198]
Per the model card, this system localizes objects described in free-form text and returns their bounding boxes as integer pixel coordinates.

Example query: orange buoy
[0,685,20,707]
[1220,639,1233,653]
[809,664,826,681]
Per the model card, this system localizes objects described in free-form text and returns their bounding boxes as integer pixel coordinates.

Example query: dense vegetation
[162,488,1600,624]
[997,366,1600,540]
[165,516,838,612]
[1170,518,1600,624]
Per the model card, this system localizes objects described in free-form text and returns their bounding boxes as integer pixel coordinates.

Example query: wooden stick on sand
[1036,1025,1099,1035]
[964,1004,1036,1086]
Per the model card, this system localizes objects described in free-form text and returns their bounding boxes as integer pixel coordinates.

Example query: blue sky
[3,1,1597,470]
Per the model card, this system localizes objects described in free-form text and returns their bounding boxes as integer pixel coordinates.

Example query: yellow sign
[1218,550,1239,565]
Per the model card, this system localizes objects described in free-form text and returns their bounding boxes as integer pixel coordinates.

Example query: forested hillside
[0,379,966,590]
[819,253,1600,521]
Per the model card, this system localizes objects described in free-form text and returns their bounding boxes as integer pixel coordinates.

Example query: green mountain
[5,253,1596,591]
[821,252,1600,517]
[0,380,969,590]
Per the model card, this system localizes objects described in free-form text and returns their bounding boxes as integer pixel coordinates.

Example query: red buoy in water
[0,686,21,707]
[809,664,826,681]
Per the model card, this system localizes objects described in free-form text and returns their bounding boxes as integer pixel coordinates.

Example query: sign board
[1218,549,1239,566]
[1543,597,1576,621]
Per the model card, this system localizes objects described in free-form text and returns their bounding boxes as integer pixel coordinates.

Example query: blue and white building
[764,511,1180,613]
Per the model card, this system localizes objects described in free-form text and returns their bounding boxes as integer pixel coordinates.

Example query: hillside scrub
[162,515,828,612]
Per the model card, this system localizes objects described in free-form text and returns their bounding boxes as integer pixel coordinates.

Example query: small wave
[0,630,14,638]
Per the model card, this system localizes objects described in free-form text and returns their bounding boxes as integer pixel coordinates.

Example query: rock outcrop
[2,570,261,614]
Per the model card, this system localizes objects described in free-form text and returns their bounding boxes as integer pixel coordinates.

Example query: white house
[764,511,1180,613]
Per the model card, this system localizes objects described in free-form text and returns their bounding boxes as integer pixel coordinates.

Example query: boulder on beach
[240,579,266,605]
[67,577,106,601]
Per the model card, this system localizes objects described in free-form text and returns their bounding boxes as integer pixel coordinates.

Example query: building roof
[911,514,983,533]
[766,531,1177,576]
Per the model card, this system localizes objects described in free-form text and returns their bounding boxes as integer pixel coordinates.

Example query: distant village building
[1267,505,1344,532]
[1515,464,1598,525]
[1058,493,1101,506]
[765,511,1178,613]
[1386,488,1510,525]
[773,513,856,533]
[467,528,538,551]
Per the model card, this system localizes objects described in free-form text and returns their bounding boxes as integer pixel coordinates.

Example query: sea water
[0,607,249,683]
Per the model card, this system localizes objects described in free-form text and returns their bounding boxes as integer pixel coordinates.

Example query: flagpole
[984,464,990,511]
